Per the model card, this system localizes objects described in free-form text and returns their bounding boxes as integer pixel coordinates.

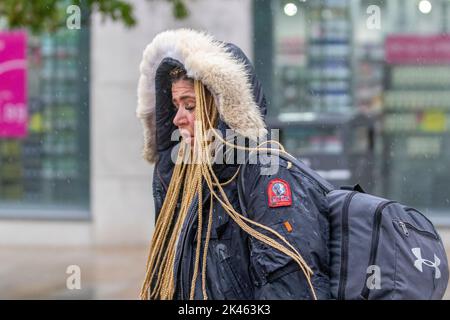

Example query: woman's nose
[173,107,187,127]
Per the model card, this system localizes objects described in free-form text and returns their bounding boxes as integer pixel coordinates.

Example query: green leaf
[0,0,189,33]
[173,0,189,19]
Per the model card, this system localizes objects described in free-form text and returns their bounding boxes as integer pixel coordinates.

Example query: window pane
[0,27,90,219]
[254,0,450,219]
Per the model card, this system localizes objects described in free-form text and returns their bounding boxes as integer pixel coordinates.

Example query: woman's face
[172,79,196,146]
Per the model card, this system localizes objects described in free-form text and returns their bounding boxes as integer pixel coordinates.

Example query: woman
[136,29,330,300]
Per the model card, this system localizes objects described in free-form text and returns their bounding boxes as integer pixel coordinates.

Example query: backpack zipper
[404,207,441,241]
[398,221,409,236]
[337,191,358,300]
[360,200,397,300]
[394,220,439,240]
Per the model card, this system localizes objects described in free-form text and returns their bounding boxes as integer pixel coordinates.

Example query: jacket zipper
[157,170,168,193]
[176,183,211,299]
[177,195,199,299]
[219,248,251,299]
[337,191,358,300]
[360,200,397,300]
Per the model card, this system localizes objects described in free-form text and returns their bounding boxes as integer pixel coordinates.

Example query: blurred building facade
[255,0,450,225]
[259,2,450,262]
[1,0,450,249]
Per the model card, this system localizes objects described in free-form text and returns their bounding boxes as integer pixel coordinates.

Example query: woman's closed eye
[173,104,195,112]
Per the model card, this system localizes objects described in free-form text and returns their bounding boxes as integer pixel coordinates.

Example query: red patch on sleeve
[267,178,293,208]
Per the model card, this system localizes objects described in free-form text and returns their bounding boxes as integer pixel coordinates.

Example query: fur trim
[137,29,267,163]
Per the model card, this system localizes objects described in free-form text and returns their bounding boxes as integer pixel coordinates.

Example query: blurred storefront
[0,27,90,220]
[254,0,450,223]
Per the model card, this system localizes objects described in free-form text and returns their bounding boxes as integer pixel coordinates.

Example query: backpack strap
[237,150,336,214]
[340,184,366,193]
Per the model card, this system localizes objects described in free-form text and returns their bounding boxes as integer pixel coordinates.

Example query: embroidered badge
[267,178,292,208]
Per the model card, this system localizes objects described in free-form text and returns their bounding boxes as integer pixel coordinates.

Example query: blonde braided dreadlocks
[140,80,317,300]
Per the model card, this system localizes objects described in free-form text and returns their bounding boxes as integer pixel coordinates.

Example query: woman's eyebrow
[172,95,196,104]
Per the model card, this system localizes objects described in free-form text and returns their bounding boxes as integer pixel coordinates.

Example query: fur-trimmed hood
[137,28,268,164]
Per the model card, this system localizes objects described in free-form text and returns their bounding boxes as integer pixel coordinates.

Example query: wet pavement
[0,246,148,299]
[0,244,449,300]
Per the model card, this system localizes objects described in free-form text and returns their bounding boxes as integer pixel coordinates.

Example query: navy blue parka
[137,29,331,300]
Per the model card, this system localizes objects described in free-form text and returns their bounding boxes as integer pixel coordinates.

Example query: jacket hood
[137,29,268,164]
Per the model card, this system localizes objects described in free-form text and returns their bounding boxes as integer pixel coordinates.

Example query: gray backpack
[238,152,449,300]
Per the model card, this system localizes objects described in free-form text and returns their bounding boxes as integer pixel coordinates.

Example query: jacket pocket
[392,217,447,299]
[215,242,253,300]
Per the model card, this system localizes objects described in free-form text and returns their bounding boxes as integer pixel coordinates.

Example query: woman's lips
[179,128,193,143]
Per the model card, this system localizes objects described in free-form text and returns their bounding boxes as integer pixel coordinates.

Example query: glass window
[253,0,450,220]
[0,25,90,219]
[270,0,354,116]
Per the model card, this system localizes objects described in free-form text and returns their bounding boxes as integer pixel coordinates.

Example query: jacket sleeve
[241,159,331,300]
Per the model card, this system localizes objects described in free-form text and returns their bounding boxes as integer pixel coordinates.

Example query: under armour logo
[412,247,441,279]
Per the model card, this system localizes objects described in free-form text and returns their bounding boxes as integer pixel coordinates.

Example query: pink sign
[0,31,28,138]
[385,35,450,65]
